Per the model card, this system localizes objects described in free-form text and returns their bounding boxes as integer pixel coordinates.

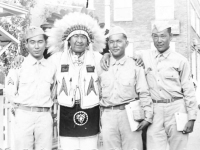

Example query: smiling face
[108,33,129,60]
[69,34,88,54]
[26,34,46,60]
[152,28,172,53]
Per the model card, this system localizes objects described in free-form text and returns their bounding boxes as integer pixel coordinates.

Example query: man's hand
[100,53,110,71]
[182,120,195,134]
[136,120,150,131]
[133,54,144,67]
[10,103,18,116]
[11,55,24,69]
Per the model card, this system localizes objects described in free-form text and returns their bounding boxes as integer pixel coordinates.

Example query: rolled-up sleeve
[135,66,153,123]
[180,60,197,120]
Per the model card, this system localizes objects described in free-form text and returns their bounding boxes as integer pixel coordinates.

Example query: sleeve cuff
[144,112,153,123]
[188,111,197,120]
[145,118,152,123]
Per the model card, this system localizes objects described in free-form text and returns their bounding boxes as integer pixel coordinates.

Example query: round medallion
[73,111,88,126]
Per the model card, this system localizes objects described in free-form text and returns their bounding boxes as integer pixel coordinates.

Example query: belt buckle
[166,99,170,103]
[38,108,42,112]
[119,105,124,110]
[39,107,45,112]
[167,99,173,103]
[35,107,42,112]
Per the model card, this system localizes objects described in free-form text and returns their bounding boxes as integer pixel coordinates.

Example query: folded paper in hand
[125,100,144,131]
[175,112,188,131]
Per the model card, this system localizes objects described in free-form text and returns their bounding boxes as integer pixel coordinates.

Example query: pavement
[187,109,200,150]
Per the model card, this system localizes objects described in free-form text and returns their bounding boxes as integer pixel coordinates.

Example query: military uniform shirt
[13,55,56,107]
[98,56,153,123]
[142,48,197,120]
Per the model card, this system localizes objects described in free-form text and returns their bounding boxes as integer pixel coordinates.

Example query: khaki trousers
[147,100,188,150]
[14,109,53,150]
[101,109,142,150]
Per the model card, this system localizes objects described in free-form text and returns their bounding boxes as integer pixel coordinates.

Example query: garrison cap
[109,26,127,37]
[152,22,171,34]
[25,26,45,40]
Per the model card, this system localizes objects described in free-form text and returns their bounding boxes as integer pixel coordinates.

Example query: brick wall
[108,0,155,52]
[93,0,200,78]
[174,0,188,59]
[94,0,105,24]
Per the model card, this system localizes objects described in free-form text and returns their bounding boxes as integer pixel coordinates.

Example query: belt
[152,97,183,103]
[102,103,128,110]
[18,105,50,112]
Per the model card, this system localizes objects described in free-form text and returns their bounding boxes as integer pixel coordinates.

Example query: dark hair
[122,33,127,40]
[26,34,48,43]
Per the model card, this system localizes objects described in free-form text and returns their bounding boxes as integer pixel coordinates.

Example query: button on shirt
[14,55,56,107]
[98,56,153,123]
[143,48,197,120]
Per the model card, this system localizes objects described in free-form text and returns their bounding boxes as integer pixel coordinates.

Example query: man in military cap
[101,22,197,150]
[6,26,56,150]
[98,26,153,150]
[143,22,197,150]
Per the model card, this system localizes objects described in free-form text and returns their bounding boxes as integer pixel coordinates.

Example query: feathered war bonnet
[46,8,106,53]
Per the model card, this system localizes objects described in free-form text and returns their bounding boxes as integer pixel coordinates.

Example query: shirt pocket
[165,72,179,80]
[164,72,180,90]
[119,78,135,100]
[18,76,35,95]
[20,76,35,84]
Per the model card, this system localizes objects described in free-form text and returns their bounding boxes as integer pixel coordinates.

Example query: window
[196,16,200,36]
[191,6,196,30]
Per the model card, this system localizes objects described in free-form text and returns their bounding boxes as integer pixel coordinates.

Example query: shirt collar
[26,54,46,66]
[154,47,172,59]
[110,55,127,66]
[69,49,85,65]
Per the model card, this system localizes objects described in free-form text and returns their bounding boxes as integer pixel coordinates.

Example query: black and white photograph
[0,0,200,150]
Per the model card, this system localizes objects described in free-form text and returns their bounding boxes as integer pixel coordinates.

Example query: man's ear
[25,41,29,52]
[125,40,129,48]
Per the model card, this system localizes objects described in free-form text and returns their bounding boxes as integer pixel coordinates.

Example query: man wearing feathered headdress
[46,9,105,150]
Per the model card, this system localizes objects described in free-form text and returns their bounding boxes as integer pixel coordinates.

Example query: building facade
[94,0,200,83]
